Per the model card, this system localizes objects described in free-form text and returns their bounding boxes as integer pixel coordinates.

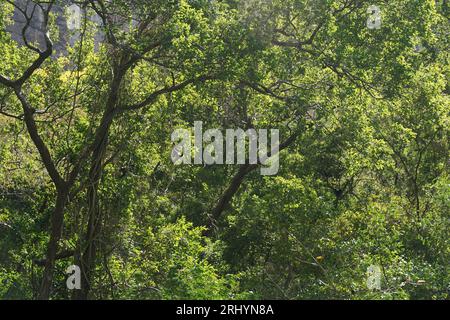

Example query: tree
[0,0,448,300]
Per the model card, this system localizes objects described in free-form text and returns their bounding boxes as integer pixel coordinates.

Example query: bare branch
[0,1,55,88]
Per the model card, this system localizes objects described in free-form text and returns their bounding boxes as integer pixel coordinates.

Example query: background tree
[0,0,448,300]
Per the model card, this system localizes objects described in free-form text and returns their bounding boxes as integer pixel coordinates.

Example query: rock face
[6,0,103,55]
[6,0,68,55]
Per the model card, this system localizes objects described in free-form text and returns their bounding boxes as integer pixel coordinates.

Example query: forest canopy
[0,0,448,300]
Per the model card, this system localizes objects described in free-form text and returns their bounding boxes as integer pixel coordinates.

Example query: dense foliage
[0,0,448,300]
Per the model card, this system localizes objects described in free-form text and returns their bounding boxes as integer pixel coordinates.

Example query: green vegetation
[0,0,448,300]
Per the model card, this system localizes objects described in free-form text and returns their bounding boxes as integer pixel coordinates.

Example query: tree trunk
[205,130,300,236]
[38,189,68,300]
[73,132,108,300]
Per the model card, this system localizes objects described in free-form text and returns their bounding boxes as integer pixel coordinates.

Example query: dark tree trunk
[38,189,68,300]
[74,135,108,300]
[73,106,115,300]
[205,130,301,236]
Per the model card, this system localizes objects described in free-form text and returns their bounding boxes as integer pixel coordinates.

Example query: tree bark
[38,189,68,300]
[205,164,257,236]
[73,122,109,300]
[72,87,119,299]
